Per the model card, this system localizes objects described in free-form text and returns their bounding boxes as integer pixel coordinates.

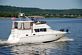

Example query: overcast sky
[0,0,82,9]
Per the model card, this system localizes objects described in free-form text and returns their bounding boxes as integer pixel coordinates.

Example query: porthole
[26,34,28,36]
[33,34,35,35]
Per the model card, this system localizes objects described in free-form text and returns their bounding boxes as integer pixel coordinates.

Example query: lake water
[0,18,82,55]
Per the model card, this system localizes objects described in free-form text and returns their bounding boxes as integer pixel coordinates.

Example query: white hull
[7,32,65,43]
[20,34,63,43]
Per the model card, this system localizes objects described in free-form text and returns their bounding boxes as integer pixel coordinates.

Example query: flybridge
[12,13,45,22]
[11,13,47,30]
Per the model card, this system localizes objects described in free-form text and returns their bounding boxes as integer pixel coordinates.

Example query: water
[0,18,82,55]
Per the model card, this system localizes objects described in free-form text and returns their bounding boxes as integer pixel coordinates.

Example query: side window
[40,29,43,32]
[34,28,46,32]
[35,29,39,32]
[40,28,46,32]
[43,28,46,32]
[14,22,18,29]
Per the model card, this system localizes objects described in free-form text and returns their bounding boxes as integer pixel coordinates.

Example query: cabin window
[14,22,18,29]
[23,22,31,29]
[14,22,33,30]
[35,29,39,32]
[40,28,46,32]
[34,28,46,32]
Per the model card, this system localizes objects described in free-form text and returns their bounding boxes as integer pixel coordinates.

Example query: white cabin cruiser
[7,13,67,44]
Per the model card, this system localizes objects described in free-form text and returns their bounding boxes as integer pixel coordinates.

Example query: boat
[7,13,67,44]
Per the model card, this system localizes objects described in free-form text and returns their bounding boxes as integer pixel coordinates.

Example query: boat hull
[7,33,65,44]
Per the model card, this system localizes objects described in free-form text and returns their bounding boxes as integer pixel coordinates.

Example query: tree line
[0,5,82,18]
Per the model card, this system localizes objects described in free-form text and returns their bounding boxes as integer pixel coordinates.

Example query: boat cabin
[12,14,49,33]
[12,20,48,33]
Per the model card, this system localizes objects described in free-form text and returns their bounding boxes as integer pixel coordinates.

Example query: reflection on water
[0,37,73,55]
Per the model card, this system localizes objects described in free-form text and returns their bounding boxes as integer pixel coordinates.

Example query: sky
[0,0,82,9]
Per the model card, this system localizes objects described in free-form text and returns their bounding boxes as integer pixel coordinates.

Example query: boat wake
[0,36,74,45]
[0,40,7,44]
[54,36,74,42]
[0,37,74,55]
